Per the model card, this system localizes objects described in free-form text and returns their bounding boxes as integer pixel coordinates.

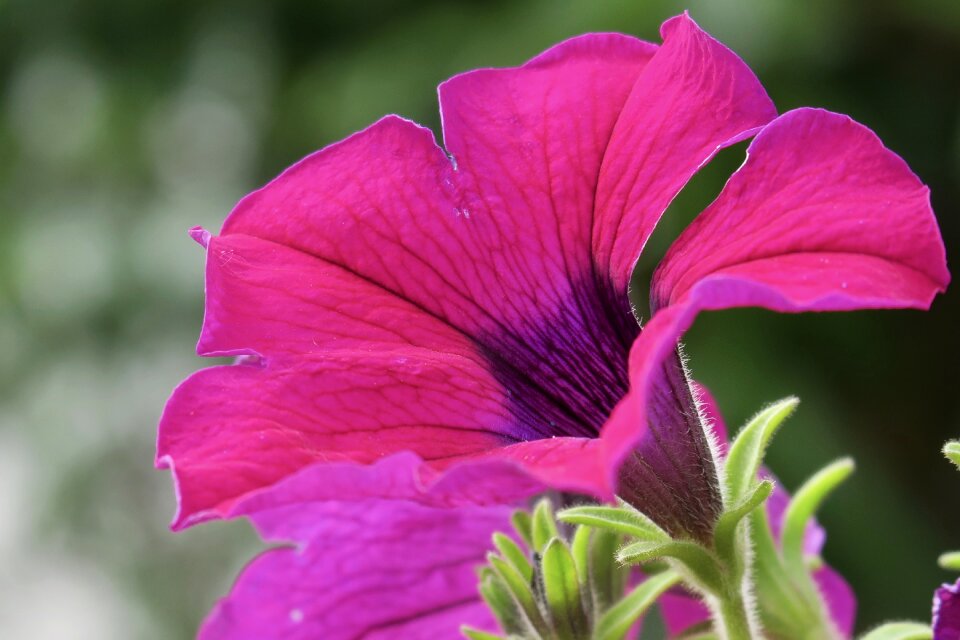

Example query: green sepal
[939,550,960,571]
[781,458,854,578]
[531,499,561,552]
[542,538,589,640]
[571,525,591,584]
[724,397,798,505]
[493,532,533,583]
[460,626,508,640]
[714,480,775,565]
[511,510,534,549]
[487,553,551,637]
[944,440,960,470]
[593,570,682,640]
[477,569,529,636]
[558,504,668,542]
[588,528,624,613]
[616,540,723,593]
[859,622,933,640]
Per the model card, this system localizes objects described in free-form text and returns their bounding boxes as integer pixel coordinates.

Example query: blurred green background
[0,0,957,637]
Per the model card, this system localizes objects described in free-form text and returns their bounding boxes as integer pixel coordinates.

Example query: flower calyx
[462,499,681,640]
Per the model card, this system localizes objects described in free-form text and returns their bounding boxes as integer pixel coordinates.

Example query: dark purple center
[481,277,722,542]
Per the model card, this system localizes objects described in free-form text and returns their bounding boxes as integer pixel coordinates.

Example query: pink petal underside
[200,496,512,640]
[593,13,777,293]
[652,107,950,315]
[814,565,857,638]
[659,590,710,637]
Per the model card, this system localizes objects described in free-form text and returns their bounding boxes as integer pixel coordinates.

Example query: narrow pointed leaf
[781,458,854,577]
[571,526,591,585]
[589,528,623,613]
[479,570,529,636]
[859,622,932,640]
[461,626,508,640]
[512,510,534,549]
[939,551,960,572]
[714,480,775,564]
[724,397,798,504]
[617,540,722,592]
[593,570,682,640]
[944,440,960,471]
[558,505,668,541]
[542,539,589,640]
[488,554,551,637]
[532,500,561,552]
[494,532,533,583]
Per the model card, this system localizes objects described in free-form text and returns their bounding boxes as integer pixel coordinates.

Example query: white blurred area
[0,16,269,639]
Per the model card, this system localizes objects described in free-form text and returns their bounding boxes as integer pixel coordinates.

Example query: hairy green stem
[715,585,757,640]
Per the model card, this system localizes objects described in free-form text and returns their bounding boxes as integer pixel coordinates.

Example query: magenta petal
[764,480,827,557]
[156,353,512,527]
[438,32,656,302]
[157,354,621,526]
[196,233,481,359]
[653,108,949,314]
[659,589,710,636]
[200,495,511,639]
[594,12,776,293]
[813,566,857,638]
[934,579,960,640]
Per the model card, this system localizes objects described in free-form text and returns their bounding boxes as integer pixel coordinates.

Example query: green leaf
[944,440,960,470]
[460,626,508,640]
[939,550,960,571]
[714,480,775,566]
[531,499,560,552]
[781,458,854,578]
[512,510,534,549]
[477,569,529,636]
[593,570,682,640]
[542,539,589,640]
[487,554,551,637]
[558,505,668,542]
[588,528,623,613]
[617,540,723,593]
[571,526,591,583]
[859,622,932,640]
[493,532,533,583]
[724,397,798,505]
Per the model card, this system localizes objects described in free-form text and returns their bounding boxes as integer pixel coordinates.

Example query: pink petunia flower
[157,13,948,542]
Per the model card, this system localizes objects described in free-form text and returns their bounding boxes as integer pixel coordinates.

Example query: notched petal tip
[190,226,212,248]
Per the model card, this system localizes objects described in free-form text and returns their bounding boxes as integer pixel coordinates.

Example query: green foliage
[859,622,933,640]
[944,440,960,470]
[557,504,667,542]
[724,398,798,504]
[593,571,682,640]
[939,551,960,571]
[781,458,855,579]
